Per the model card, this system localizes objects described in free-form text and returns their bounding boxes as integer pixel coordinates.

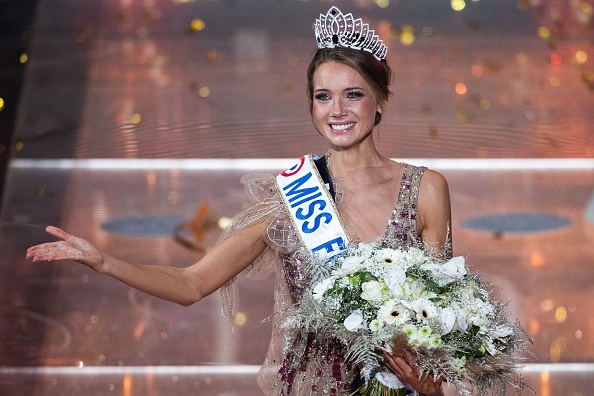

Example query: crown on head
[314,6,387,62]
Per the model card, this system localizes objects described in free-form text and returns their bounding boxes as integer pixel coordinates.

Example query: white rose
[340,256,365,273]
[361,281,383,302]
[344,309,365,331]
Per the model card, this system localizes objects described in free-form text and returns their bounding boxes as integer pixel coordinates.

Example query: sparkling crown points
[314,6,387,61]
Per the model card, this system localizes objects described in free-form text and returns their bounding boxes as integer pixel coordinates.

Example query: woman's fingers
[383,351,443,394]
[45,225,70,240]
[26,226,103,269]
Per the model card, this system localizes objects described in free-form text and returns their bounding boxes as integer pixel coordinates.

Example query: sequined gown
[220,162,426,396]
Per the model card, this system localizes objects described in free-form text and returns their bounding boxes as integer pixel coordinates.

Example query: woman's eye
[315,93,331,101]
[347,90,364,99]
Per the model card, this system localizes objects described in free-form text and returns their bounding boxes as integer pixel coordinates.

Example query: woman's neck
[326,143,388,178]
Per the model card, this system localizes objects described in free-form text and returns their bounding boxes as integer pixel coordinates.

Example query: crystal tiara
[314,6,388,62]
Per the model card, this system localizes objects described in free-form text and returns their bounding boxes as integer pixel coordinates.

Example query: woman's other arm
[26,220,269,306]
[416,169,452,259]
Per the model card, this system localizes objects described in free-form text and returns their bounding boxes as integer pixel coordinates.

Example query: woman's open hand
[26,226,105,271]
[383,350,444,396]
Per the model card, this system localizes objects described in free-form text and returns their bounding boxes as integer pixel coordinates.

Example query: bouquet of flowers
[287,243,531,396]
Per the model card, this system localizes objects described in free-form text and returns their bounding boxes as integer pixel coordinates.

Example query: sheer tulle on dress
[219,163,427,395]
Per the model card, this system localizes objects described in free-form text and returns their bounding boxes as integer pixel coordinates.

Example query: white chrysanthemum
[450,356,467,376]
[378,301,410,326]
[419,325,432,338]
[409,332,424,346]
[369,319,383,332]
[410,297,438,322]
[402,323,417,337]
[426,333,442,348]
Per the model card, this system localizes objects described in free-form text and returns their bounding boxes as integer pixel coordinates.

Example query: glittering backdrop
[1,1,594,395]
[10,0,594,160]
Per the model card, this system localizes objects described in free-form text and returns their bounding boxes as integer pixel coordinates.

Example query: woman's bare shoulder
[420,168,449,193]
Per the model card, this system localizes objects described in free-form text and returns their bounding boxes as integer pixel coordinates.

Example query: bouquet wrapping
[283,243,531,396]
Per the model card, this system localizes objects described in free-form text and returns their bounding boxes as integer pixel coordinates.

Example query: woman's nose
[331,99,346,116]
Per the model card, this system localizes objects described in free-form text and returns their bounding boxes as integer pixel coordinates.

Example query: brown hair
[307,47,393,125]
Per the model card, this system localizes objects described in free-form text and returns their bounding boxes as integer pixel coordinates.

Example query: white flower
[385,266,406,293]
[376,248,403,267]
[402,323,417,337]
[403,248,427,269]
[312,278,334,301]
[485,339,499,356]
[450,356,467,376]
[344,309,365,331]
[402,278,425,298]
[357,243,375,259]
[427,333,442,348]
[378,301,410,326]
[361,281,383,302]
[410,297,438,322]
[438,307,457,335]
[375,371,405,389]
[451,301,469,332]
[337,256,365,275]
[369,319,383,332]
[423,256,467,287]
[492,324,513,339]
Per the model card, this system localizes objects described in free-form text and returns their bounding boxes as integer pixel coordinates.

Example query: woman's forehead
[313,61,368,88]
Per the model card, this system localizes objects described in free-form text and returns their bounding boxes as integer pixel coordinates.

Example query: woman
[27,6,449,396]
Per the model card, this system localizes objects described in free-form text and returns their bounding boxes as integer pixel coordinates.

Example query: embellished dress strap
[383,163,426,249]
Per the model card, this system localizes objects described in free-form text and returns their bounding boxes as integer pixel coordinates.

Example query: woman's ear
[374,101,387,126]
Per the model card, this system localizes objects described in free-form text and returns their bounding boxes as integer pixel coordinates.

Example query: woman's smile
[330,122,355,132]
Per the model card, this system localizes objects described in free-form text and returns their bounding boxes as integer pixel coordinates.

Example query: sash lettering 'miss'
[282,172,345,259]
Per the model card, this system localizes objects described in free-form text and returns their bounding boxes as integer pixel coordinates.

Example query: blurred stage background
[1,0,594,395]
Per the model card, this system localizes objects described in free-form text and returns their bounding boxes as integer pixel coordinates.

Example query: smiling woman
[25,6,453,396]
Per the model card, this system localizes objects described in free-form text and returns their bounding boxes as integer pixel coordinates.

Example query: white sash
[276,155,349,261]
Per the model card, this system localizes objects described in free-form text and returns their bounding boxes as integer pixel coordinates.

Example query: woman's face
[311,61,383,150]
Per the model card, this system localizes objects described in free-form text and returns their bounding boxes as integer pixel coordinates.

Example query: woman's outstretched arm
[26,220,269,306]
